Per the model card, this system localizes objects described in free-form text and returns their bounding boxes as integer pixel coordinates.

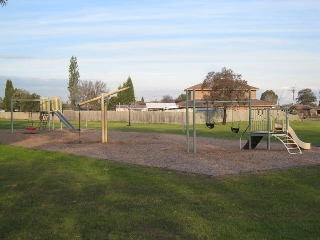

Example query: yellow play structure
[78,87,130,143]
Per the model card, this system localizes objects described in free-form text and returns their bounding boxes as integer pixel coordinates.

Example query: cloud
[0,55,34,59]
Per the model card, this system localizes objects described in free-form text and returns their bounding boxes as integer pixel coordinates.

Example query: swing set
[205,101,215,129]
[204,100,242,133]
[230,103,241,133]
[185,89,251,154]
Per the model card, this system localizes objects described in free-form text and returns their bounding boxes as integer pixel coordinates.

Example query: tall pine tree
[3,79,14,112]
[68,56,80,110]
[117,76,135,105]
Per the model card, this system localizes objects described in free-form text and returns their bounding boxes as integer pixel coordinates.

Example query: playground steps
[273,134,302,154]
[243,136,263,149]
[39,112,49,130]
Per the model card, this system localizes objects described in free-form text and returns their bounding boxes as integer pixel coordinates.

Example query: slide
[274,124,311,150]
[243,136,263,149]
[54,110,76,132]
[287,125,311,150]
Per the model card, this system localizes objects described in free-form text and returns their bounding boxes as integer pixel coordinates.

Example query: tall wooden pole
[78,87,130,143]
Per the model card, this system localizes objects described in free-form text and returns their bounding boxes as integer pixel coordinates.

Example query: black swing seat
[231,127,240,133]
[206,122,215,129]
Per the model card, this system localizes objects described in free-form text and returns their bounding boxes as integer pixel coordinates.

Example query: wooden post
[78,87,130,143]
[101,93,107,143]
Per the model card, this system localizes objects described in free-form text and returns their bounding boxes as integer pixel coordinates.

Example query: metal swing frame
[230,103,240,133]
[205,101,215,129]
[185,89,251,154]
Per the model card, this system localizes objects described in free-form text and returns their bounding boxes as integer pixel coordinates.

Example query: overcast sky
[0,0,319,104]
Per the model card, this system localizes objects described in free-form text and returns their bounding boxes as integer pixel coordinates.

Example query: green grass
[0,144,319,239]
[2,118,319,146]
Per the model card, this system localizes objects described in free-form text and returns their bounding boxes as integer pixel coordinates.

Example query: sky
[0,0,319,104]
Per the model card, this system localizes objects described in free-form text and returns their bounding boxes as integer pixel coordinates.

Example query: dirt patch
[1,129,319,176]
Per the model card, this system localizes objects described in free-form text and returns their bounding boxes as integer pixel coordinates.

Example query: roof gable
[186,83,259,91]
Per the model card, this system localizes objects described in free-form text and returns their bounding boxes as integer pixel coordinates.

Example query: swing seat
[26,126,37,131]
[231,127,239,133]
[206,122,215,129]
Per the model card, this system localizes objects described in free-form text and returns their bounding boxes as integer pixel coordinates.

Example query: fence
[0,109,299,125]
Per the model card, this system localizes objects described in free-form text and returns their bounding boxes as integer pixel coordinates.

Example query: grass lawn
[0,145,319,239]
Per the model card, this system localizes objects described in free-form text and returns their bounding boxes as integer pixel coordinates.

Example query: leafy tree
[107,96,119,111]
[10,89,40,112]
[3,79,14,111]
[202,67,250,124]
[139,97,145,104]
[78,80,108,110]
[135,97,146,105]
[161,95,174,103]
[0,97,4,110]
[260,90,278,104]
[0,0,8,7]
[296,88,317,105]
[28,93,41,112]
[117,76,135,105]
[68,56,80,110]
[288,105,297,114]
[175,93,186,103]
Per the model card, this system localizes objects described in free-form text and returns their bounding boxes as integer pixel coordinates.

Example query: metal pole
[60,97,63,130]
[267,108,270,150]
[248,90,252,149]
[104,99,108,142]
[186,90,189,153]
[47,99,51,131]
[78,105,81,143]
[193,89,196,154]
[127,104,131,126]
[285,107,289,133]
[101,93,107,143]
[11,99,13,133]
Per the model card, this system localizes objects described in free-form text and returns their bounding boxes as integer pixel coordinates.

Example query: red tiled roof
[186,83,259,91]
[178,99,274,108]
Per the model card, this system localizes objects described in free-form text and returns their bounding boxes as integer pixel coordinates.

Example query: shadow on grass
[0,145,320,239]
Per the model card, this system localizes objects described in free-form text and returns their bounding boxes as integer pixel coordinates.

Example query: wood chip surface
[1,129,319,176]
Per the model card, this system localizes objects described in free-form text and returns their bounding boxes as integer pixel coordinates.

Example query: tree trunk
[222,107,227,125]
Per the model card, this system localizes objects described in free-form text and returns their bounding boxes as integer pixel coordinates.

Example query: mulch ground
[1,129,319,176]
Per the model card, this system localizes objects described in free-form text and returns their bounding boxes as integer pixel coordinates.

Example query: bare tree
[78,80,108,110]
[0,0,8,7]
[161,95,175,103]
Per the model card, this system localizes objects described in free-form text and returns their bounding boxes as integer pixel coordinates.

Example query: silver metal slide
[54,110,76,131]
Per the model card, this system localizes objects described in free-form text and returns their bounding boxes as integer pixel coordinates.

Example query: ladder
[273,134,302,154]
[39,112,49,130]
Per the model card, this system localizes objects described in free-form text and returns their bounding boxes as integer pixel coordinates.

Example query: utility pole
[290,86,295,104]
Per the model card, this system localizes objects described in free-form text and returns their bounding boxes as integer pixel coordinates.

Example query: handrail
[239,125,250,149]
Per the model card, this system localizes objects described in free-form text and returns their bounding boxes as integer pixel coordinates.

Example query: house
[116,104,147,111]
[146,103,179,111]
[183,83,275,109]
[116,103,179,112]
[295,104,318,117]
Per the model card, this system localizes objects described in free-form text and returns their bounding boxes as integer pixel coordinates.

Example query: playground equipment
[185,89,251,154]
[205,101,215,129]
[242,108,311,154]
[78,87,130,143]
[184,89,310,154]
[10,97,75,133]
[230,103,240,133]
